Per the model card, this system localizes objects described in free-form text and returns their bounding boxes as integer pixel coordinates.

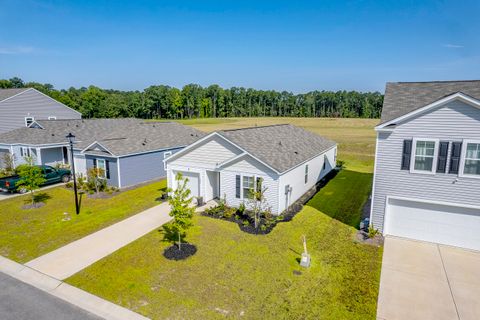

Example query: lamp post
[66,132,79,215]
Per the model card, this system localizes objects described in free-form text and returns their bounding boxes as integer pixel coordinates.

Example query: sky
[0,0,479,93]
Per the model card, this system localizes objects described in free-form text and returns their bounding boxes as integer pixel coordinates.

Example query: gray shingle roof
[381,80,480,125]
[0,118,206,156]
[218,124,336,173]
[0,88,30,102]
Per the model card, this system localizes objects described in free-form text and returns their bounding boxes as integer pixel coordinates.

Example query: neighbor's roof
[0,88,30,102]
[380,80,480,125]
[218,124,336,173]
[0,118,206,157]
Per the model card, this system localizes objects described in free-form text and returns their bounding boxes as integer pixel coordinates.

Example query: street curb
[0,255,149,320]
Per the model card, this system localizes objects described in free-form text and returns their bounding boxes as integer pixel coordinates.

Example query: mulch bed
[202,168,340,235]
[86,191,120,199]
[163,243,197,260]
[355,230,384,247]
[21,202,46,210]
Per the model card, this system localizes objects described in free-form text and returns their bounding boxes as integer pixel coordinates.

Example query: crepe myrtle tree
[15,156,46,207]
[167,172,195,251]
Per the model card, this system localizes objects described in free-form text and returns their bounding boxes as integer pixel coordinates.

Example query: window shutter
[105,160,110,179]
[235,175,240,198]
[93,158,97,168]
[401,140,413,170]
[449,142,462,174]
[436,141,449,173]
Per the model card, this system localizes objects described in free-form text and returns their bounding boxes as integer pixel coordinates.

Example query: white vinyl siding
[304,164,309,184]
[371,99,480,232]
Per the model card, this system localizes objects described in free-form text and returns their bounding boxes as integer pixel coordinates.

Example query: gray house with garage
[0,118,205,188]
[371,80,480,251]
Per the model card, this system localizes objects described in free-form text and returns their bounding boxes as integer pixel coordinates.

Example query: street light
[66,132,79,215]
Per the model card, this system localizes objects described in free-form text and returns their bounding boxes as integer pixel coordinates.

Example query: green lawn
[67,170,382,319]
[0,180,166,263]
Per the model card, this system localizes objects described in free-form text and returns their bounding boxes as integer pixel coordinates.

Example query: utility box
[300,252,311,268]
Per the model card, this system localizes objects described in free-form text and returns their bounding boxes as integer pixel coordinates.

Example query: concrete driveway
[377,236,480,320]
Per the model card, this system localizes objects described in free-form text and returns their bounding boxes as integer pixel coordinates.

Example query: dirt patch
[21,202,46,210]
[86,191,120,199]
[163,243,197,260]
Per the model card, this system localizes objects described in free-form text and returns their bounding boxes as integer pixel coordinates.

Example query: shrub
[336,160,345,169]
[238,202,246,215]
[368,224,379,238]
[260,224,267,231]
[65,182,73,188]
[242,220,250,227]
[222,207,236,219]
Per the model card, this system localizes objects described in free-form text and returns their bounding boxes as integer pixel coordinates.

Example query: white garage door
[175,171,200,198]
[385,198,480,251]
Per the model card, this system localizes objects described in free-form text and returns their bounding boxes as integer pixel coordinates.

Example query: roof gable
[377,92,480,130]
[0,88,30,102]
[380,80,480,126]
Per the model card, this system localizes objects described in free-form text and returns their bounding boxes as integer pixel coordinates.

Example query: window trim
[242,175,255,199]
[459,139,480,179]
[409,138,439,175]
[25,116,35,127]
[96,158,107,179]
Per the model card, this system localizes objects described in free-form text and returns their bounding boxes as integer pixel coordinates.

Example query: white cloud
[0,46,35,55]
[442,44,464,49]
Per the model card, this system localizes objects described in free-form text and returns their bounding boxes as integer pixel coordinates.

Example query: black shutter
[436,141,449,173]
[449,142,462,174]
[105,160,110,179]
[401,140,413,170]
[235,175,240,198]
[93,158,97,168]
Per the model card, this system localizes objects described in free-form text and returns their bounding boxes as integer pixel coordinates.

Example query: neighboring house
[371,80,480,251]
[0,119,205,188]
[165,124,337,214]
[0,88,82,134]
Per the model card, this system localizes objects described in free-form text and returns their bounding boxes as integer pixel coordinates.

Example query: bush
[222,207,236,219]
[368,224,379,238]
[336,160,345,169]
[242,220,250,227]
[238,202,246,215]
[65,182,73,188]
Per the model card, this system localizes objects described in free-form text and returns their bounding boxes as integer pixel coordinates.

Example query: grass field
[172,117,379,173]
[0,180,166,263]
[66,117,381,319]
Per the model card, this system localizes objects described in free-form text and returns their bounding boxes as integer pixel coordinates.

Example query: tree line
[1,77,383,119]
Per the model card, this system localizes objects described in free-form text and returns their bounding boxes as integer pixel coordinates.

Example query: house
[0,88,82,134]
[0,119,205,188]
[165,124,337,214]
[371,80,480,251]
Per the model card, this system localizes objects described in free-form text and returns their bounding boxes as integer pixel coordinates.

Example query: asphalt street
[0,272,101,320]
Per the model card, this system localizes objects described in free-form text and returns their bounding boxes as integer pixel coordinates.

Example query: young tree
[15,157,46,207]
[246,178,269,229]
[2,153,15,175]
[167,173,195,251]
[86,167,106,194]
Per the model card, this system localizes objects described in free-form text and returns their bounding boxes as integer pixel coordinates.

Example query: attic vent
[51,133,55,136]
[190,133,194,136]
[294,151,299,155]
[279,141,282,146]
[76,124,79,127]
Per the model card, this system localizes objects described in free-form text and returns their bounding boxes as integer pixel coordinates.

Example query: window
[48,116,57,120]
[463,142,480,176]
[25,117,34,127]
[242,176,254,199]
[411,139,438,173]
[304,164,309,184]
[20,147,31,158]
[163,151,172,170]
[96,159,107,178]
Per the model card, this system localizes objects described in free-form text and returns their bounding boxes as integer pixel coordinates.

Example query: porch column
[36,148,42,165]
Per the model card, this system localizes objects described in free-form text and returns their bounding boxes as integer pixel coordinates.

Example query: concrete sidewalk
[26,202,173,280]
